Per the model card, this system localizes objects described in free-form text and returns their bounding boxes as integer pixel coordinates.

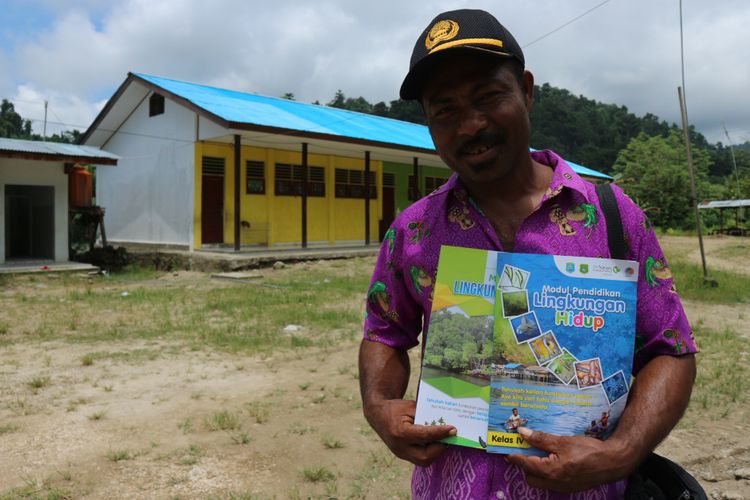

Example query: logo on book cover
[625,267,635,276]
[565,262,575,273]
[579,263,589,274]
[612,266,621,273]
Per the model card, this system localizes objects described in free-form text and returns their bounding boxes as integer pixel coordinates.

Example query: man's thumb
[517,426,554,451]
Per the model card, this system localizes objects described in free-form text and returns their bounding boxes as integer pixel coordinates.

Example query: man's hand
[359,339,454,466]
[365,397,455,467]
[506,428,634,492]
[507,354,696,492]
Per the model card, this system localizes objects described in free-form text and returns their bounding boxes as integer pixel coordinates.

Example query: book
[414,246,499,449]
[487,252,639,455]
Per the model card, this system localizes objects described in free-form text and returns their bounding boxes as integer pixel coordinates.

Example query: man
[359,9,697,499]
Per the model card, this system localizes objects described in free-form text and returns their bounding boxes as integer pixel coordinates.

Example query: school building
[81,73,611,251]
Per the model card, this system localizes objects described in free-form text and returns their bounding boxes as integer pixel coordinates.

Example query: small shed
[0,138,118,265]
[697,199,749,235]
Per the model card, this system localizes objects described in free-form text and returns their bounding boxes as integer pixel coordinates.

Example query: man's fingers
[517,427,559,452]
[405,423,456,443]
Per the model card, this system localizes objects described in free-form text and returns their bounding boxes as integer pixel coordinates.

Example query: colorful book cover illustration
[487,252,639,455]
[414,246,498,449]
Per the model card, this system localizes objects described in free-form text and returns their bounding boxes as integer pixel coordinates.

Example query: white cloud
[3,0,749,143]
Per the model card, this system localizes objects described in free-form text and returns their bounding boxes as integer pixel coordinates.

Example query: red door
[201,175,224,244]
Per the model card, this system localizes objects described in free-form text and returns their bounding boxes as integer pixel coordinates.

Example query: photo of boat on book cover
[414,246,499,449]
[487,252,639,456]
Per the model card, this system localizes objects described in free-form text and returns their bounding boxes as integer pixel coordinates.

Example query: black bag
[595,184,707,500]
[625,453,707,500]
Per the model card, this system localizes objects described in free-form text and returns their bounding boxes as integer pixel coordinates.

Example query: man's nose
[456,106,488,136]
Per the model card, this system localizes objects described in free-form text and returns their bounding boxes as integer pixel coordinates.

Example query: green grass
[713,242,750,259]
[321,435,345,449]
[230,431,252,444]
[178,418,193,434]
[206,410,241,431]
[87,410,107,421]
[682,327,749,426]
[179,444,203,465]
[669,260,750,304]
[302,466,336,483]
[26,376,51,390]
[289,423,316,435]
[106,449,131,462]
[0,423,18,435]
[0,260,371,357]
[245,401,269,424]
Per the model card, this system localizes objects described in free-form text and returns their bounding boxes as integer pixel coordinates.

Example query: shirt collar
[532,149,593,204]
[444,149,594,205]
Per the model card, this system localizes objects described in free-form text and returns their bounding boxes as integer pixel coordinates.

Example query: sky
[1,0,749,148]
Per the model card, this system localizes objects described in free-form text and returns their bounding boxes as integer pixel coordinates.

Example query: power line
[522,0,615,49]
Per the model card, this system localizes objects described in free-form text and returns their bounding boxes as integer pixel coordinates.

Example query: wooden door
[379,173,396,241]
[201,157,225,244]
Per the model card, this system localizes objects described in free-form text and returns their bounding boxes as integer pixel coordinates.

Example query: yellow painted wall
[193,142,381,248]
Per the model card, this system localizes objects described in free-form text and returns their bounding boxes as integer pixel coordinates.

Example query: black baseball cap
[400,9,525,100]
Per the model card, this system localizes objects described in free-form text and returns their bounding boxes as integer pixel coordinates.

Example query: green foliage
[613,131,712,229]
[0,99,82,143]
[423,311,492,374]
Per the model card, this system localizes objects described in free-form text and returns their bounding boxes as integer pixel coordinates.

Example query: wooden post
[365,151,371,245]
[678,87,711,283]
[301,142,308,248]
[234,134,241,251]
[412,157,420,200]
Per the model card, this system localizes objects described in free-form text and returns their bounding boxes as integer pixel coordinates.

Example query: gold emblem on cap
[425,19,459,50]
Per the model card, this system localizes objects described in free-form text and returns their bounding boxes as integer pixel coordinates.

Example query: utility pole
[722,122,741,198]
[43,100,48,141]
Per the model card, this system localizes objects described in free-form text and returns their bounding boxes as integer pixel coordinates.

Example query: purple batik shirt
[363,150,698,500]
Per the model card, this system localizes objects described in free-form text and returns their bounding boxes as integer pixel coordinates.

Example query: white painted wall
[96,86,196,248]
[0,159,68,263]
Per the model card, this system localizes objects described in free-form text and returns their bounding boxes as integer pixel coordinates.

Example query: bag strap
[595,183,627,260]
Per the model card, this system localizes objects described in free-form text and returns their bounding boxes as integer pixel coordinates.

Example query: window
[149,93,165,117]
[335,169,376,199]
[409,175,447,200]
[382,172,395,188]
[274,163,325,197]
[425,176,448,193]
[246,160,265,194]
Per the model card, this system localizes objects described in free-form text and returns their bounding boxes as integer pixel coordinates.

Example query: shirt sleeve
[362,223,424,350]
[615,185,699,374]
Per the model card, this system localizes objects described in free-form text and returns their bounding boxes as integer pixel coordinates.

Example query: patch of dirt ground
[0,236,748,499]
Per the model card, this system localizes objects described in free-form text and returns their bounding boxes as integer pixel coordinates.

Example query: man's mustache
[457,130,505,154]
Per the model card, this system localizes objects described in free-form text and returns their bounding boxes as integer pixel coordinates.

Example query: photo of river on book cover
[487,252,639,456]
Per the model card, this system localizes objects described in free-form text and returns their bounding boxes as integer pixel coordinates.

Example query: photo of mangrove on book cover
[422,308,494,379]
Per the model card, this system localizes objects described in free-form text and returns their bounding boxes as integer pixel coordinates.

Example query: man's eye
[432,106,455,118]
[478,91,502,103]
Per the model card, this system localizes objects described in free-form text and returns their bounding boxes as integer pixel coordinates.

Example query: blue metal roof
[134,73,611,179]
[135,73,435,151]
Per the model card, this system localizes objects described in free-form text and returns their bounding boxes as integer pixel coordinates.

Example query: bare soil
[0,236,748,499]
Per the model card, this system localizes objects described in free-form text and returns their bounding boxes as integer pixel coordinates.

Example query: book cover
[486,252,639,455]
[414,246,498,449]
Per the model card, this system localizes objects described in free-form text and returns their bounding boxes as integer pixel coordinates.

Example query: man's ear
[523,70,535,110]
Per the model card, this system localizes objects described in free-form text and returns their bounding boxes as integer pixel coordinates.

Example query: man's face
[420,54,533,185]
[512,409,518,415]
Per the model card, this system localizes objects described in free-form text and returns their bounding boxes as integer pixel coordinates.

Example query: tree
[281,92,295,101]
[0,99,33,138]
[613,131,712,229]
